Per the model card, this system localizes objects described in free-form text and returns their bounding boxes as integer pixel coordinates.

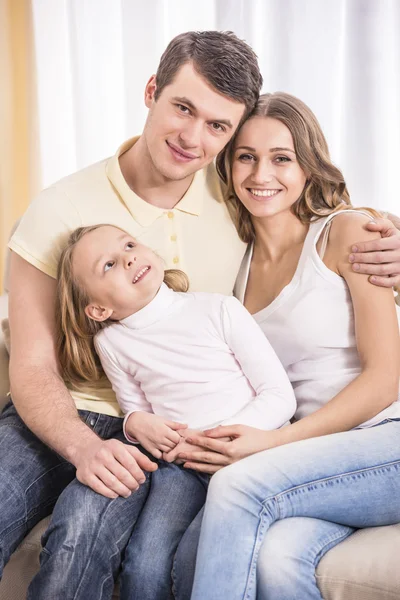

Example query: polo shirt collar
[121,283,177,329]
[106,137,205,227]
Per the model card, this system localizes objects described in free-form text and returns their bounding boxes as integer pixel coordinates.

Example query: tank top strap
[307,208,375,258]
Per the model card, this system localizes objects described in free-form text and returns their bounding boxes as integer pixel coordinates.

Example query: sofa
[1,237,400,600]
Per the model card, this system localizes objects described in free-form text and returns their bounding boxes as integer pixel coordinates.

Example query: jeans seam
[273,458,400,508]
[243,505,269,600]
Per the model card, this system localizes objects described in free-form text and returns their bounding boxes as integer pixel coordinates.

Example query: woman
[174,92,400,600]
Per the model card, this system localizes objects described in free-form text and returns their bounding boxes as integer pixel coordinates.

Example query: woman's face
[232,116,307,220]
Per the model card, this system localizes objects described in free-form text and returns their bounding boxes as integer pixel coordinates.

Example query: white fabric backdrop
[32,0,400,212]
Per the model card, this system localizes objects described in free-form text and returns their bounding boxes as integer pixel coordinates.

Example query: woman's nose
[252,160,274,184]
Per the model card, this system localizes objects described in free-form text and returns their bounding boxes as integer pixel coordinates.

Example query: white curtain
[32,0,400,213]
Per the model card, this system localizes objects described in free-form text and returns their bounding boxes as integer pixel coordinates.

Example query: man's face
[142,63,246,181]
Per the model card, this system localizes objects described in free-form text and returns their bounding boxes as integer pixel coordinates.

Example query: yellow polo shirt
[9,137,246,416]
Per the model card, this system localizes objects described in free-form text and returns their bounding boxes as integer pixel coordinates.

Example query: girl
[173,93,400,600]
[55,223,296,599]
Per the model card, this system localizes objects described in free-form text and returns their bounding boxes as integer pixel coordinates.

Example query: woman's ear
[85,304,113,322]
[144,75,157,108]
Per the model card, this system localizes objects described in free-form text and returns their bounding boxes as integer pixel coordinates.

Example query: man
[1,30,399,600]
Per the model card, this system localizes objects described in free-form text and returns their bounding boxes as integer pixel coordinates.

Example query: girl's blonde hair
[56,225,189,389]
[217,92,380,243]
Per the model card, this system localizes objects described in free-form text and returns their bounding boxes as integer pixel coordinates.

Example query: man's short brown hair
[155,31,263,120]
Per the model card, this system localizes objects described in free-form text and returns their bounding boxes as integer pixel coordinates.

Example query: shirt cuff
[123,411,140,444]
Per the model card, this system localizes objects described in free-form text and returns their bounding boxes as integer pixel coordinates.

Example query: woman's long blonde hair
[217,92,380,243]
[56,225,189,389]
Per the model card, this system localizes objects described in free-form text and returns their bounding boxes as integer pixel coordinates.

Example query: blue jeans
[120,462,209,600]
[190,420,400,600]
[0,401,153,600]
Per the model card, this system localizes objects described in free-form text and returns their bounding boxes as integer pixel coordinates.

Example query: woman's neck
[252,211,309,263]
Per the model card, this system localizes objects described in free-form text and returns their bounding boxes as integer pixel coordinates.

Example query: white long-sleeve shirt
[95,284,296,436]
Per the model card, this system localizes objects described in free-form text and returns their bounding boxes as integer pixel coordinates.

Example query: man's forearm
[10,363,99,464]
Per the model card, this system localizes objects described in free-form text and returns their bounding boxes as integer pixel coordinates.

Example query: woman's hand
[178,425,279,474]
[125,412,187,459]
[162,428,208,463]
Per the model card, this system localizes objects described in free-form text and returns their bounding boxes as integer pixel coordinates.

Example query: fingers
[369,275,400,288]
[95,465,136,498]
[164,429,182,446]
[350,261,400,276]
[186,435,229,453]
[204,425,242,438]
[351,233,400,254]
[166,421,188,431]
[128,446,158,472]
[365,218,397,233]
[183,462,223,474]
[81,474,119,499]
[178,450,230,466]
[349,250,400,265]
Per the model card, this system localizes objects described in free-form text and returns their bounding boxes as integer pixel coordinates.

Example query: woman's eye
[104,261,114,272]
[238,153,255,162]
[275,156,291,163]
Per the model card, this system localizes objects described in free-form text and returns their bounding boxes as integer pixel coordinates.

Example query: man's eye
[211,123,225,133]
[177,104,190,114]
[104,261,114,272]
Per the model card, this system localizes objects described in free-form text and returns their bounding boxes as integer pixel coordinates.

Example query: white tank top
[235,210,400,427]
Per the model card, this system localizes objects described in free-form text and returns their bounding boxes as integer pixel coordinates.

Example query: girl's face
[72,225,164,321]
[232,116,307,220]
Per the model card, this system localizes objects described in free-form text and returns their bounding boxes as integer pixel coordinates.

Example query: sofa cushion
[316,523,400,599]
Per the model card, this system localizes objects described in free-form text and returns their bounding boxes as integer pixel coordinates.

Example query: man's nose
[179,120,202,149]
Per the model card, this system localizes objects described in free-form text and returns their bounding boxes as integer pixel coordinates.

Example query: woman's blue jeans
[189,420,400,600]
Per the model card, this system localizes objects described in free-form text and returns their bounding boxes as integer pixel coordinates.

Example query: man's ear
[85,304,113,322]
[144,75,157,108]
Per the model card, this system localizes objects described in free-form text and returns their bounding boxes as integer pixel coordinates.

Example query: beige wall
[0,0,39,291]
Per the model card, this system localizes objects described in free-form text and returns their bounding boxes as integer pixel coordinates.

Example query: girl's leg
[119,462,208,600]
[256,517,353,600]
[190,421,400,600]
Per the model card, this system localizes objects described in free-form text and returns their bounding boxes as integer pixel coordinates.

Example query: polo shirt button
[170,234,177,242]
[167,211,174,219]
[173,256,179,264]
[89,419,96,427]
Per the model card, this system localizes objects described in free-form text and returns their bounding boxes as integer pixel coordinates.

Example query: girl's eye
[104,261,114,272]
[237,153,255,162]
[126,242,136,250]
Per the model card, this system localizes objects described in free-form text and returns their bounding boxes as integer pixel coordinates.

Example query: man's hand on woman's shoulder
[349,215,400,288]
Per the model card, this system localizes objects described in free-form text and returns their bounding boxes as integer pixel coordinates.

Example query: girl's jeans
[189,419,400,600]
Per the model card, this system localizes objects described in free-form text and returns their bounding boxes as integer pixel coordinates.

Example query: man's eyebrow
[172,96,233,129]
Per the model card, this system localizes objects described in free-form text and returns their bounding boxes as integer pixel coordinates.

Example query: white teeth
[133,266,149,283]
[250,189,279,197]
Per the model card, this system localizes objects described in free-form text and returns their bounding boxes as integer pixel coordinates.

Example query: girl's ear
[85,304,113,322]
